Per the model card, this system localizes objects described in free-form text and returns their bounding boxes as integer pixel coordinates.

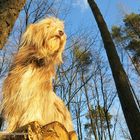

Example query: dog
[1,17,77,139]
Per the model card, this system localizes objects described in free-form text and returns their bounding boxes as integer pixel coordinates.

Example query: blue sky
[66,1,140,139]
[0,1,139,138]
[67,0,140,32]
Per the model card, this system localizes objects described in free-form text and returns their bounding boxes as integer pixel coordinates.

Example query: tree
[0,0,26,49]
[111,13,140,75]
[87,0,140,140]
[73,45,92,73]
[85,105,112,140]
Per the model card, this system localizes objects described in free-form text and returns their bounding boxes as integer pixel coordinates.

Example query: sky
[67,0,140,32]
[67,1,140,139]
[0,0,140,139]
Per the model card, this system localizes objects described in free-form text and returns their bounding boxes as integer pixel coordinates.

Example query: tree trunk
[0,0,26,49]
[99,67,112,140]
[81,75,98,140]
[87,0,140,140]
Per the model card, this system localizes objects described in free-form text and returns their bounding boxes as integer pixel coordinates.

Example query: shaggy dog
[1,17,77,139]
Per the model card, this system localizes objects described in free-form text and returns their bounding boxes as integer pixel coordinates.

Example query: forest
[0,0,140,140]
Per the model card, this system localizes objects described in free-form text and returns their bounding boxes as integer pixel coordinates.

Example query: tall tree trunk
[87,1,140,140]
[0,0,26,49]
[99,67,112,140]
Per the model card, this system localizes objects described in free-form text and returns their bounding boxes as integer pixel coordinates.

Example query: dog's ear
[20,24,37,48]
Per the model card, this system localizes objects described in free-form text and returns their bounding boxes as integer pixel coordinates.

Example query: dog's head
[21,17,66,64]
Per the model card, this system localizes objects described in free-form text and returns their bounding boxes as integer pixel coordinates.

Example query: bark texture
[87,0,140,140]
[0,121,77,140]
[0,0,26,49]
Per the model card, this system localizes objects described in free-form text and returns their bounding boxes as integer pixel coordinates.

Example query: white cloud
[73,0,88,11]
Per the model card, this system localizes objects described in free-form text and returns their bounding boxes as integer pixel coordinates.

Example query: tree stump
[0,121,77,140]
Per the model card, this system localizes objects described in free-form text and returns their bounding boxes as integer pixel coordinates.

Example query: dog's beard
[47,37,61,53]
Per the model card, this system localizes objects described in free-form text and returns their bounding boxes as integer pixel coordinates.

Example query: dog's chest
[18,67,55,125]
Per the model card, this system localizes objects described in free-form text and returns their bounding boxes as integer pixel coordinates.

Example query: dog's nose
[58,30,64,36]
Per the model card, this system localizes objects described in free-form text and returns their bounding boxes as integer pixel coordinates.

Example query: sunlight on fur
[0,17,77,139]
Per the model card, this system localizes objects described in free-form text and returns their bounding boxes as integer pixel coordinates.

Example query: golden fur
[1,17,74,134]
